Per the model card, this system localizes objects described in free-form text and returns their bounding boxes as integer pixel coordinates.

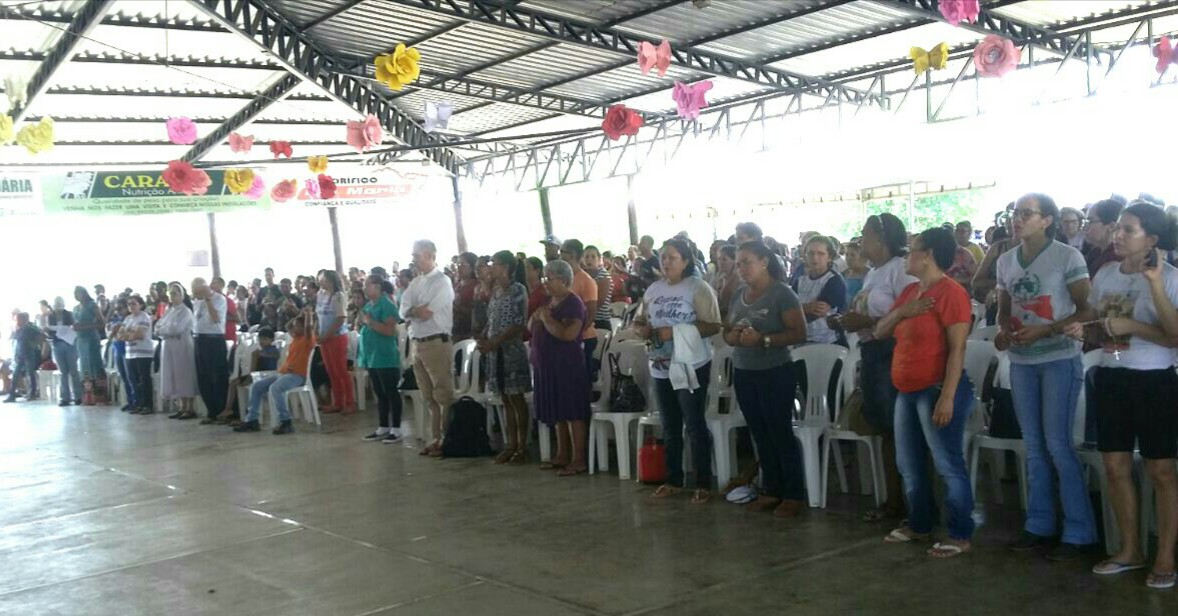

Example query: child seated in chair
[220,327,281,426]
[234,315,316,435]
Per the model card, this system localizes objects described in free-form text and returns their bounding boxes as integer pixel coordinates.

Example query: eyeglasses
[1012,209,1043,220]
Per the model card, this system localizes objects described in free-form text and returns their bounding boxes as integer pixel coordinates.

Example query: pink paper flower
[672,80,713,120]
[346,114,384,153]
[270,140,293,159]
[166,117,197,145]
[637,40,672,77]
[304,178,321,200]
[1154,37,1177,74]
[318,174,337,200]
[973,35,1021,78]
[939,0,980,26]
[602,105,643,141]
[228,132,254,153]
[244,175,265,200]
[271,179,298,203]
[161,160,211,196]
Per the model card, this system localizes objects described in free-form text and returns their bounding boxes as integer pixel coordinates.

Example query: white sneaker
[382,429,403,444]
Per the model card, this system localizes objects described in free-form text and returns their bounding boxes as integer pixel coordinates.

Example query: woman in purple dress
[530,259,590,476]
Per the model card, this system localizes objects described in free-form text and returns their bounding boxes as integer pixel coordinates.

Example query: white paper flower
[4,75,27,112]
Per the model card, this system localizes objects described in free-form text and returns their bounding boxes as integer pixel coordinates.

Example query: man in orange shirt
[560,239,599,379]
[235,313,316,435]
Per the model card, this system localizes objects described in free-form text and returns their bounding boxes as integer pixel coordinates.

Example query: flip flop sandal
[650,484,681,499]
[884,528,927,543]
[557,466,587,477]
[1146,571,1176,590]
[690,489,712,505]
[928,542,970,559]
[539,461,567,470]
[1092,560,1147,576]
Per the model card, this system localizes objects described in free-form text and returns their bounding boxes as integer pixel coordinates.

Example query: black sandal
[177,411,198,420]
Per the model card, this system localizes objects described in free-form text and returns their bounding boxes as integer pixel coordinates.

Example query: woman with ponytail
[481,250,533,464]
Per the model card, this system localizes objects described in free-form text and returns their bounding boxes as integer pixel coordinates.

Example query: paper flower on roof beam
[910,43,950,73]
[271,179,298,203]
[346,114,383,153]
[374,43,421,91]
[637,40,672,77]
[162,160,211,196]
[304,178,321,200]
[318,174,337,200]
[938,0,980,26]
[166,117,197,145]
[270,140,293,159]
[4,75,26,112]
[308,155,329,174]
[228,132,254,153]
[1154,36,1178,74]
[0,114,13,145]
[602,105,643,141]
[16,117,53,154]
[424,101,452,133]
[224,168,255,195]
[672,80,712,120]
[973,35,1021,78]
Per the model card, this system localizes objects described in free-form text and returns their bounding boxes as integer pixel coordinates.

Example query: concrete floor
[0,401,1175,616]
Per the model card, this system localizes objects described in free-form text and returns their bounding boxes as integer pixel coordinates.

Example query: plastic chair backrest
[705,343,736,415]
[994,352,1011,389]
[609,317,622,333]
[1074,349,1103,446]
[964,340,997,394]
[834,342,862,420]
[452,339,477,392]
[609,301,629,318]
[594,328,612,361]
[792,344,848,424]
[969,325,998,342]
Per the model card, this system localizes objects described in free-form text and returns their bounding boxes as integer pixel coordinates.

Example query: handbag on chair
[607,353,644,413]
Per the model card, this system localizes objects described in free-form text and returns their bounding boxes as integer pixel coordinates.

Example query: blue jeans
[113,346,132,406]
[52,340,81,402]
[1010,356,1097,545]
[246,373,305,423]
[895,376,975,540]
[653,363,712,489]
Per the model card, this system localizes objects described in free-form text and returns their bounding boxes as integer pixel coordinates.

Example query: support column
[538,187,553,236]
[206,213,221,279]
[626,174,639,246]
[328,207,344,275]
[452,176,468,253]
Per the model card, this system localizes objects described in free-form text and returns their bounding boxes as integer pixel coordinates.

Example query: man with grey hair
[191,277,228,424]
[400,240,455,456]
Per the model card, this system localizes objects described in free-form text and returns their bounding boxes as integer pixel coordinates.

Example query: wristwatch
[762,335,771,349]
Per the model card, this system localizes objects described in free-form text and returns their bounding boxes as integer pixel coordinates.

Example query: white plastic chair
[968,325,998,342]
[969,352,1028,510]
[1074,349,1125,555]
[347,330,368,411]
[37,369,57,402]
[589,339,647,479]
[792,344,849,507]
[820,341,885,507]
[704,344,745,489]
[282,346,323,429]
[609,301,629,318]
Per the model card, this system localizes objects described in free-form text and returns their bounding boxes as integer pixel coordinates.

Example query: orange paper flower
[271,179,298,203]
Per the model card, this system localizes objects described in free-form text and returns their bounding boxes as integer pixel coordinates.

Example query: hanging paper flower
[270,140,293,159]
[1154,36,1177,74]
[637,40,672,77]
[162,160,211,196]
[424,101,452,133]
[166,117,197,145]
[910,43,950,73]
[4,75,27,111]
[244,175,265,200]
[671,80,713,120]
[15,117,54,154]
[318,174,337,200]
[938,0,980,26]
[346,114,383,153]
[224,168,255,195]
[0,114,13,145]
[308,155,329,173]
[601,105,643,141]
[304,178,321,200]
[374,43,421,91]
[973,35,1021,78]
[271,179,298,203]
[228,132,254,153]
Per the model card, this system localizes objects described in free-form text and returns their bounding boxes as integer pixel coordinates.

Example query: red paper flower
[228,132,254,153]
[269,140,293,159]
[346,114,384,153]
[161,160,211,196]
[602,105,643,141]
[318,174,336,200]
[271,179,298,203]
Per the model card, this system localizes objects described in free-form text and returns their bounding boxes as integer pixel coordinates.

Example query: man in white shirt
[191,277,229,424]
[400,240,455,456]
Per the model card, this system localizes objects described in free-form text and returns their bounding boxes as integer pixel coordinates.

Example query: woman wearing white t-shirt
[996,193,1098,559]
[791,235,847,346]
[832,213,916,522]
[1064,202,1178,589]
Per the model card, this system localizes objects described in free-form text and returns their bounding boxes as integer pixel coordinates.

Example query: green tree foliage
[834,188,994,239]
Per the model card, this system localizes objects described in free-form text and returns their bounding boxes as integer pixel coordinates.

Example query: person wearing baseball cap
[540,235,562,262]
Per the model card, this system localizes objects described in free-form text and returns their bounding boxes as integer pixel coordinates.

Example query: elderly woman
[482,251,533,464]
[157,283,198,419]
[316,269,354,414]
[46,297,81,406]
[530,259,590,476]
[72,286,105,405]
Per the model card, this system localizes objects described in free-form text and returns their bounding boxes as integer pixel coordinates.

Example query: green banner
[40,170,269,216]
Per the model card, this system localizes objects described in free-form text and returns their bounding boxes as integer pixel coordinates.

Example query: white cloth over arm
[669,322,708,392]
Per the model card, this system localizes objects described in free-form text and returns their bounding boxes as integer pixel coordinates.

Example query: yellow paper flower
[0,114,13,145]
[308,155,328,173]
[15,117,53,154]
[374,43,421,91]
[910,42,950,73]
[224,168,255,195]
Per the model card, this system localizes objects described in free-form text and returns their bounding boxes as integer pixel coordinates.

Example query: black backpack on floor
[441,396,494,458]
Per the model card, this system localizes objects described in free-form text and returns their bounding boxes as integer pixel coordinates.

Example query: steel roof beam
[181,73,303,163]
[0,49,283,70]
[27,85,330,100]
[0,4,227,32]
[28,115,344,125]
[4,0,115,122]
[189,0,463,175]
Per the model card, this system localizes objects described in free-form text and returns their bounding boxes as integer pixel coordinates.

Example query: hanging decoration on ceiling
[910,43,950,73]
[16,117,54,154]
[308,155,329,173]
[424,101,452,133]
[973,35,1021,78]
[228,132,254,153]
[244,175,266,200]
[1153,36,1177,74]
[346,114,384,153]
[0,114,13,145]
[374,43,422,91]
[224,168,255,195]
[672,80,713,120]
[4,75,27,111]
[938,0,980,26]
[637,40,672,77]
[271,179,298,203]
[304,178,321,200]
[162,160,211,196]
[270,140,293,159]
[166,117,197,145]
[602,104,643,140]
[318,174,337,200]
